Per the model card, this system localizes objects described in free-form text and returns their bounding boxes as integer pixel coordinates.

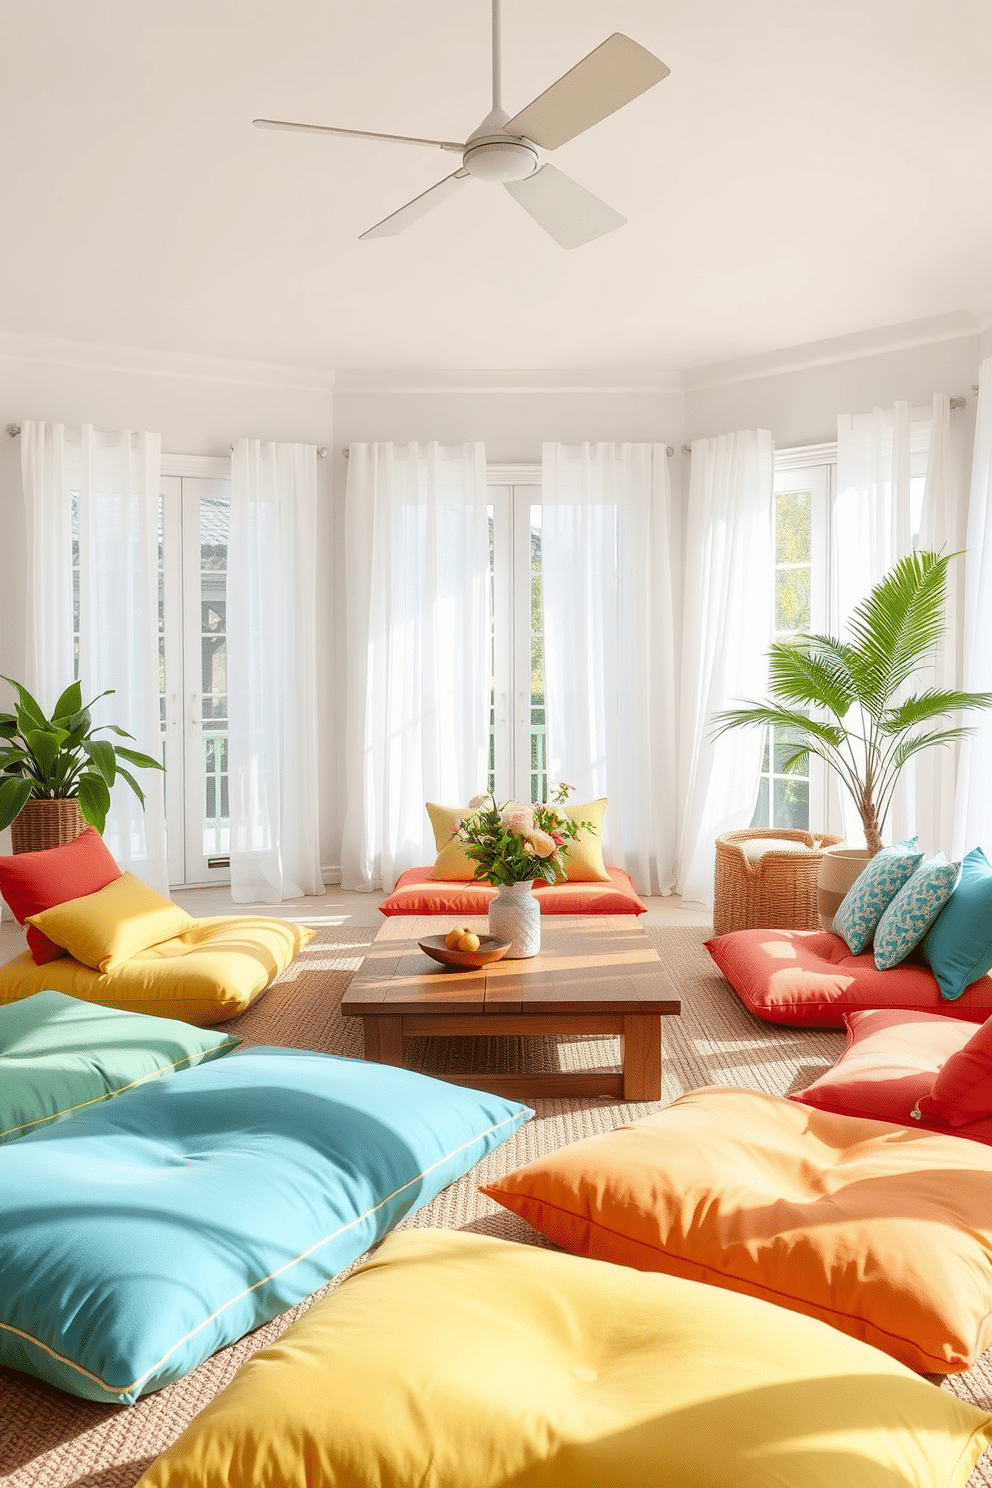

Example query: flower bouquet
[448,784,593,959]
[451,783,590,887]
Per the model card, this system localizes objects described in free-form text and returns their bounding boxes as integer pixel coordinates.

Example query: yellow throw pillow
[27,873,196,973]
[134,1228,992,1488]
[556,796,610,882]
[426,801,481,881]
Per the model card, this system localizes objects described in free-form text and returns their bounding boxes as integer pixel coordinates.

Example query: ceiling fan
[253,0,670,249]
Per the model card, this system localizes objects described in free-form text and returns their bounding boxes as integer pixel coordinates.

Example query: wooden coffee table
[341,914,680,1100]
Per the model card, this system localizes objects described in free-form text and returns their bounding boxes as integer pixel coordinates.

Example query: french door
[488,470,548,805]
[159,473,231,887]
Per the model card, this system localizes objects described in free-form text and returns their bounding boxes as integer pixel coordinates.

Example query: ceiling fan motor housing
[462,134,539,182]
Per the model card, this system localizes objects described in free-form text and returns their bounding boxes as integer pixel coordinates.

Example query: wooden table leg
[363,1016,405,1067]
[621,1014,661,1101]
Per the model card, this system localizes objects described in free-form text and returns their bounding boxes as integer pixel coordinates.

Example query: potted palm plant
[0,677,165,852]
[711,549,992,918]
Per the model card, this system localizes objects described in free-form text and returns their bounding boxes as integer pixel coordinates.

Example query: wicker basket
[713,827,844,936]
[10,798,87,855]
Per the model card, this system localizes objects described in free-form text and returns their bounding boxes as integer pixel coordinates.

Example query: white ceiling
[5,0,992,376]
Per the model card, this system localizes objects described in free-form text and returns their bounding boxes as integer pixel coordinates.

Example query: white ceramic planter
[488,881,541,958]
[817,845,872,931]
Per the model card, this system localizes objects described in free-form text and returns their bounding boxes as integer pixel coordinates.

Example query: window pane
[775,568,811,633]
[773,724,807,774]
[200,498,229,856]
[774,776,809,829]
[751,777,770,829]
[776,490,811,565]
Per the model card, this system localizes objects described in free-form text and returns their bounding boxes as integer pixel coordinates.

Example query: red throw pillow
[0,828,122,964]
[918,1016,992,1127]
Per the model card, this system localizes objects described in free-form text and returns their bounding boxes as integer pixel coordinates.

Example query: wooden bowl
[418,934,512,970]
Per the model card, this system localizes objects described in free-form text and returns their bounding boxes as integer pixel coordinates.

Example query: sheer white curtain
[20,422,168,890]
[540,442,678,894]
[954,358,992,858]
[341,442,490,892]
[227,440,324,904]
[918,394,970,856]
[833,401,950,849]
[675,430,774,906]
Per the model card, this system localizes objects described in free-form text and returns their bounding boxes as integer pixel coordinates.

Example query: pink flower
[503,808,534,835]
[550,830,564,846]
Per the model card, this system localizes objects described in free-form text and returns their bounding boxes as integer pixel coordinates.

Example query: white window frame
[488,463,543,805]
[160,454,233,888]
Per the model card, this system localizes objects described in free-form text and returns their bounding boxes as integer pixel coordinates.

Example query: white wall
[0,343,336,875]
[684,333,983,450]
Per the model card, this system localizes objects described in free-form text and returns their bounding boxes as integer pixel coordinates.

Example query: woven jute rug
[2,924,991,1487]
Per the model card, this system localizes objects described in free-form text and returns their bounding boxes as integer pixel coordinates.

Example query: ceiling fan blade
[504,164,625,249]
[360,169,470,239]
[503,33,669,151]
[254,118,464,153]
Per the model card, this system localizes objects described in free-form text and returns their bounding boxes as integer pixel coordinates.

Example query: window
[751,461,829,832]
[752,421,931,835]
[160,464,232,888]
[488,468,547,805]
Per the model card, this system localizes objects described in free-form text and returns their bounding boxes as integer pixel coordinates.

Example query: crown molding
[681,311,982,393]
[333,367,683,393]
[0,331,336,393]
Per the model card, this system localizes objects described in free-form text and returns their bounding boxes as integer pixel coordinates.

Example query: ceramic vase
[488,880,541,959]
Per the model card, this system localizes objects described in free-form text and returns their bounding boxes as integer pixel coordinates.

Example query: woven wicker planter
[9,798,87,855]
[713,828,844,936]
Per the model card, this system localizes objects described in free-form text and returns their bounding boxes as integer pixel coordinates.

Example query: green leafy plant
[0,677,165,836]
[711,550,992,856]
[452,784,592,886]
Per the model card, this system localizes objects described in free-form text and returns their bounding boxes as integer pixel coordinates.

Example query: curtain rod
[4,425,328,457]
[342,443,679,457]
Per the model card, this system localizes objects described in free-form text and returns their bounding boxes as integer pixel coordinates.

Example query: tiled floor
[0,882,712,962]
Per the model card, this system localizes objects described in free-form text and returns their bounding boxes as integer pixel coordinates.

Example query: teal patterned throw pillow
[873,854,962,970]
[832,841,923,955]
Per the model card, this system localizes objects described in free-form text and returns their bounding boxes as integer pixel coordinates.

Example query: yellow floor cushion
[135,1228,992,1488]
[0,916,313,1025]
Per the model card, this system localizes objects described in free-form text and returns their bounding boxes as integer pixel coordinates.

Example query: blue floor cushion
[0,1047,531,1403]
[0,990,239,1143]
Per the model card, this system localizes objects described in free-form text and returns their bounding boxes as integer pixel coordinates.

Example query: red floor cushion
[791,1008,992,1145]
[706,927,992,1028]
[379,865,646,917]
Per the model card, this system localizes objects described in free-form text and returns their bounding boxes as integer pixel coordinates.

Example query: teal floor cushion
[0,1047,531,1403]
[0,989,239,1143]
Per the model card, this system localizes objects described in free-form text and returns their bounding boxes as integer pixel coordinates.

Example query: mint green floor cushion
[0,990,239,1143]
[0,1048,531,1404]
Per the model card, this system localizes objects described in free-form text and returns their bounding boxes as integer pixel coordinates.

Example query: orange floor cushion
[482,1085,992,1374]
[379,865,646,916]
[0,916,313,1025]
[706,927,992,1027]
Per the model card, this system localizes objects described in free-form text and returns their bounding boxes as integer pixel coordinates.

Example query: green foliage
[0,677,165,836]
[453,783,591,887]
[711,550,992,854]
